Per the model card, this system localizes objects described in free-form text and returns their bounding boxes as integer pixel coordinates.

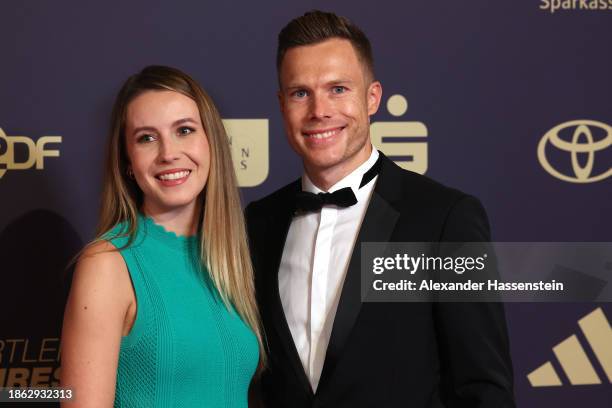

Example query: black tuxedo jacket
[245,154,515,408]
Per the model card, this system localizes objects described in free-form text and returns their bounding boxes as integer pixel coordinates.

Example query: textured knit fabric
[106,215,259,408]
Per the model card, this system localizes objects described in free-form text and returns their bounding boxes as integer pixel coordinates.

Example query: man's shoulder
[245,178,301,218]
[378,158,490,240]
[399,168,463,196]
[378,155,469,208]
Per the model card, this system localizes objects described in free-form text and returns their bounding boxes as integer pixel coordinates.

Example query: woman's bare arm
[60,241,136,407]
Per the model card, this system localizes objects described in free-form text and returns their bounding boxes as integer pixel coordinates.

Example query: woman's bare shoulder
[70,240,132,307]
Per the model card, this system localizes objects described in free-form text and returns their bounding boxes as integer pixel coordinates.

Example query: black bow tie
[294,154,383,213]
[295,187,357,212]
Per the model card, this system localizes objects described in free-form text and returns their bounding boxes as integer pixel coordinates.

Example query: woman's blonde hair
[97,65,264,367]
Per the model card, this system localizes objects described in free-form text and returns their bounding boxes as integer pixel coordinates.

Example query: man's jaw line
[303,142,373,192]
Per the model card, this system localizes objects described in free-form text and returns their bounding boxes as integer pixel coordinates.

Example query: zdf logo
[0,128,62,179]
[537,120,612,183]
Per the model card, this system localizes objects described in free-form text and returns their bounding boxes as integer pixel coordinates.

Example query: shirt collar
[302,148,380,194]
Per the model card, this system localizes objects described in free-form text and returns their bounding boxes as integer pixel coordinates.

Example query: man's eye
[137,134,155,143]
[332,86,346,94]
[293,90,308,98]
[178,126,194,135]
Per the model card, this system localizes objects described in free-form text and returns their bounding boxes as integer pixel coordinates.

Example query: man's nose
[309,92,332,119]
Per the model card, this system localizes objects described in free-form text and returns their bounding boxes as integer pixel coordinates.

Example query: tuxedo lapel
[262,180,314,397]
[317,154,401,392]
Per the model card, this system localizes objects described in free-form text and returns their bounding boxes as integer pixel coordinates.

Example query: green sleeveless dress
[106,215,258,407]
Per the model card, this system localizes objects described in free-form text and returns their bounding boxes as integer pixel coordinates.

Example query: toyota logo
[537,120,612,183]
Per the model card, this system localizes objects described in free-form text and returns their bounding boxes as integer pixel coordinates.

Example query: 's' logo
[537,120,612,183]
[0,128,62,179]
[371,94,428,175]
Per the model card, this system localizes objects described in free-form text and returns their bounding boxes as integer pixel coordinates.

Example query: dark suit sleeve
[244,202,256,241]
[434,196,515,407]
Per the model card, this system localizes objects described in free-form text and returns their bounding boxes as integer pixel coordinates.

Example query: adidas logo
[528,307,612,387]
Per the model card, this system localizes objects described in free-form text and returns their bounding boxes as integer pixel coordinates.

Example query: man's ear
[367,80,383,116]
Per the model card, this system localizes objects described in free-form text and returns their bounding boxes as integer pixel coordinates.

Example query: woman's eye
[178,126,194,136]
[137,134,155,143]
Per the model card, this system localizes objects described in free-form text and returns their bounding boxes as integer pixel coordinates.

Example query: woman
[61,65,263,407]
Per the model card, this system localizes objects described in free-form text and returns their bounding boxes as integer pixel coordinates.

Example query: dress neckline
[140,214,199,253]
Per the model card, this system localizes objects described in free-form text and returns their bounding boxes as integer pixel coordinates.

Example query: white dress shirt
[278,149,379,392]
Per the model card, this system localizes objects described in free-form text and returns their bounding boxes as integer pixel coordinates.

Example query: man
[246,10,515,408]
